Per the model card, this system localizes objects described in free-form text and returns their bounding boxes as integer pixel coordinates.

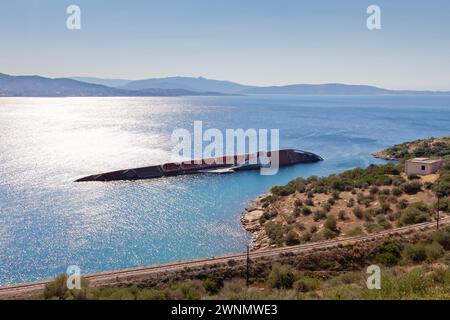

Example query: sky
[0,0,449,90]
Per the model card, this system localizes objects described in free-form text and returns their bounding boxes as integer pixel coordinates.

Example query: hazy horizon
[1,0,450,90]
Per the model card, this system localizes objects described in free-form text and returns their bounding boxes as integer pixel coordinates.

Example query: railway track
[1,216,448,299]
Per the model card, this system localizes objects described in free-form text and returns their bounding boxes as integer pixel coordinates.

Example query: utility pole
[246,245,250,287]
[437,196,440,230]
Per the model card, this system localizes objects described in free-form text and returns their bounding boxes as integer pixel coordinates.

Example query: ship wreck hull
[75,149,322,182]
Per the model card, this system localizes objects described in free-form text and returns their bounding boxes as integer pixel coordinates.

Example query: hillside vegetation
[243,136,450,250]
[38,227,450,300]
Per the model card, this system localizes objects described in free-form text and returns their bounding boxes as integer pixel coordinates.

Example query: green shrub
[369,186,379,195]
[136,289,165,300]
[302,206,312,216]
[391,187,403,196]
[402,182,422,195]
[353,207,364,219]
[402,242,444,263]
[347,226,363,236]
[323,216,340,239]
[396,199,409,210]
[294,199,303,207]
[305,198,314,206]
[203,278,224,294]
[286,230,301,246]
[292,206,302,217]
[432,226,450,250]
[265,223,285,245]
[424,242,445,262]
[313,210,327,221]
[268,264,297,289]
[398,206,429,226]
[444,252,450,267]
[403,243,427,262]
[301,231,312,242]
[323,203,332,212]
[375,239,401,266]
[43,274,89,300]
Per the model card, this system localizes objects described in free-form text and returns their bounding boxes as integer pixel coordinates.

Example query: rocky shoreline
[371,151,397,161]
[240,193,271,251]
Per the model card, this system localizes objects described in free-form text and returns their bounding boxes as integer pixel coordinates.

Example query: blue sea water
[0,95,449,285]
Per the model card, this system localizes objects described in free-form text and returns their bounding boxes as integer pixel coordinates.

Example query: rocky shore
[240,194,271,250]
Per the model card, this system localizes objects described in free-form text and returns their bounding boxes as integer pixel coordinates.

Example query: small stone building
[405,157,442,176]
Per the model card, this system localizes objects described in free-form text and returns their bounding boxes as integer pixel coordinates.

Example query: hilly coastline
[1,73,450,97]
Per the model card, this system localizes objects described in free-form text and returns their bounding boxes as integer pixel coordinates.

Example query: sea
[0,94,449,285]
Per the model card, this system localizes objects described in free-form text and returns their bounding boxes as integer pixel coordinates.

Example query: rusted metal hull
[75,149,322,182]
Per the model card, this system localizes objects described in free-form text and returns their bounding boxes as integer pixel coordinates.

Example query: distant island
[1,72,450,97]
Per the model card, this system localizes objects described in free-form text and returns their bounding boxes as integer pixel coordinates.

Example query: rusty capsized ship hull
[74,149,322,182]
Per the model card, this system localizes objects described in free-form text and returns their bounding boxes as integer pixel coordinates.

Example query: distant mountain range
[1,73,449,97]
[0,73,226,97]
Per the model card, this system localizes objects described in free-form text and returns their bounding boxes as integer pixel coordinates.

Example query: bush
[338,210,347,221]
[270,185,295,196]
[380,202,391,214]
[402,182,422,195]
[369,186,379,195]
[403,243,427,262]
[292,206,302,217]
[203,278,224,294]
[294,199,303,207]
[302,207,312,216]
[408,174,420,180]
[43,274,69,300]
[392,187,403,196]
[347,198,355,208]
[396,199,409,210]
[425,242,445,262]
[259,210,278,224]
[305,198,314,206]
[403,242,444,263]
[398,207,429,226]
[286,230,301,246]
[323,216,340,239]
[432,226,450,250]
[43,274,89,300]
[444,252,450,267]
[265,223,285,245]
[301,231,312,242]
[313,210,327,221]
[347,226,363,236]
[309,225,318,234]
[268,264,297,289]
[293,276,320,293]
[353,207,364,219]
[375,239,401,266]
[434,199,449,212]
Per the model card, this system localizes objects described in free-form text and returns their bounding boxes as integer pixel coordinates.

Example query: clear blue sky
[1,0,449,90]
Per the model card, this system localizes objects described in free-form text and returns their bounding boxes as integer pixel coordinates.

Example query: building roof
[407,157,442,164]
